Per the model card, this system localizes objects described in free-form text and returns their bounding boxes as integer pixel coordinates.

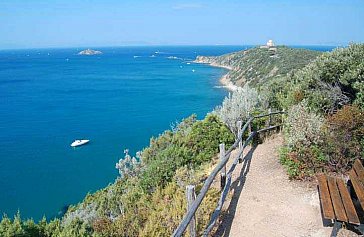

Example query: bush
[213,85,266,134]
[0,213,27,237]
[354,81,364,109]
[321,105,364,172]
[140,144,193,191]
[279,102,327,179]
[186,114,235,163]
[284,102,324,148]
[0,213,51,237]
[140,114,233,192]
[279,147,304,179]
[115,149,141,179]
[281,105,364,179]
[274,44,364,114]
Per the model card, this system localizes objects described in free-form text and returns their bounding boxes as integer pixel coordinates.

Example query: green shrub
[279,147,304,179]
[186,114,235,163]
[140,145,193,191]
[0,213,27,237]
[321,105,364,172]
[279,102,327,178]
[274,44,364,114]
[0,213,52,237]
[279,145,329,179]
[353,81,364,109]
[139,182,186,237]
[213,85,266,134]
[284,102,324,148]
[281,105,364,179]
[140,114,234,193]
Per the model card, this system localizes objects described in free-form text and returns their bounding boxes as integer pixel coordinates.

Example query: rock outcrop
[78,49,103,55]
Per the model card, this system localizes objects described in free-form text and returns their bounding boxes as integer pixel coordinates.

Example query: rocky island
[78,49,103,55]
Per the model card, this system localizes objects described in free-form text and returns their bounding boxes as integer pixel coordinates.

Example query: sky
[0,0,364,49]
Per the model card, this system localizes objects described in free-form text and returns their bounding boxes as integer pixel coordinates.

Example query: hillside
[195,46,322,87]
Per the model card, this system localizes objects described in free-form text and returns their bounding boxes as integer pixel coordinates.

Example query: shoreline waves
[193,60,239,91]
[220,74,239,91]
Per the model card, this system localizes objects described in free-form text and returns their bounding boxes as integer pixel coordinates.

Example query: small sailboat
[71,139,90,147]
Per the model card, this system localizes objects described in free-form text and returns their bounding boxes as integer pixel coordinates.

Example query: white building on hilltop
[267,39,274,47]
[260,39,275,48]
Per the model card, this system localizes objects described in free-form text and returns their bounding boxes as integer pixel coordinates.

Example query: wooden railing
[172,110,285,237]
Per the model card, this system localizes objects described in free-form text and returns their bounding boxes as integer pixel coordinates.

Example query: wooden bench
[317,159,364,237]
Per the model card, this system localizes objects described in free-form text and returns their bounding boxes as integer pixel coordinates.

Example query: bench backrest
[349,159,364,211]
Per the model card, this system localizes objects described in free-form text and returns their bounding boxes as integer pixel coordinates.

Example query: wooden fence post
[186,185,196,237]
[219,143,226,190]
[268,108,272,127]
[237,121,243,163]
[280,109,285,133]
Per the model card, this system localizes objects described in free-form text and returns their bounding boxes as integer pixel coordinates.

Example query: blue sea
[0,45,335,220]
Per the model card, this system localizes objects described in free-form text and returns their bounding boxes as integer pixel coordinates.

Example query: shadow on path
[214,144,257,237]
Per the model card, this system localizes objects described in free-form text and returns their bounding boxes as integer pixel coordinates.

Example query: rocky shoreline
[194,56,238,91]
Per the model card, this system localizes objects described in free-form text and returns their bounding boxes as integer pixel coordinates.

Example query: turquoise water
[0,46,245,220]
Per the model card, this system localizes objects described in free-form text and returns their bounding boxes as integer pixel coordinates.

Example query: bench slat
[353,159,364,183]
[350,169,358,180]
[317,174,335,220]
[350,175,364,211]
[328,177,348,222]
[336,179,360,225]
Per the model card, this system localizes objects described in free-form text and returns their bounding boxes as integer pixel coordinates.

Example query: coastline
[194,60,239,91]
[219,74,239,91]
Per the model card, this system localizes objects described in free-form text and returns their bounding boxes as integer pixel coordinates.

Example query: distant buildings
[267,40,274,47]
[260,39,275,48]
[260,39,277,56]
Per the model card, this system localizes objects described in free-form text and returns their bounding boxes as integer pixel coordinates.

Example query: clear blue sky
[1,0,363,49]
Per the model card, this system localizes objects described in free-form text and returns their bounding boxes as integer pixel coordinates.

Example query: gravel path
[213,135,335,237]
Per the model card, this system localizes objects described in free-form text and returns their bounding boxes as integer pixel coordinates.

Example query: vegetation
[196,46,322,87]
[2,43,364,236]
[272,44,364,178]
[321,105,364,172]
[201,43,364,179]
[266,45,364,114]
[280,102,325,179]
[213,85,267,135]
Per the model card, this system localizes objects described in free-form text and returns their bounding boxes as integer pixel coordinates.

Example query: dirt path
[213,135,333,237]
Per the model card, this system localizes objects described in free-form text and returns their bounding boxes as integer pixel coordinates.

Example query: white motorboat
[71,139,90,147]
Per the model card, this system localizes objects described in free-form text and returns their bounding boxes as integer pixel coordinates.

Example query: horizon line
[0,43,345,51]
